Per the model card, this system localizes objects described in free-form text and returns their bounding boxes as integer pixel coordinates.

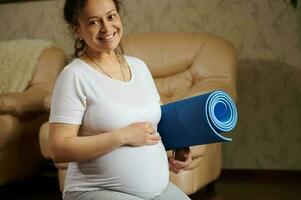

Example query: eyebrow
[86,9,116,20]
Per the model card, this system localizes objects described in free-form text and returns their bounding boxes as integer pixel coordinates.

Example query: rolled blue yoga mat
[158,90,238,150]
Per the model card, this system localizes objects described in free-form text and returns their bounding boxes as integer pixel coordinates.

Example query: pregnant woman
[49,0,192,199]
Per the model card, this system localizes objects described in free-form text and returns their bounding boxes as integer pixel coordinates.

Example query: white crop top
[49,56,169,200]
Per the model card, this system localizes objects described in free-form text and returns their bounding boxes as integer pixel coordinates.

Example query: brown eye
[108,14,117,21]
[89,20,99,26]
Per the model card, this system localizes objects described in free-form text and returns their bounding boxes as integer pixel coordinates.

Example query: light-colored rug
[0,39,54,95]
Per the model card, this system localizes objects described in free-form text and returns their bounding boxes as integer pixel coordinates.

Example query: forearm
[50,128,125,163]
[50,122,159,163]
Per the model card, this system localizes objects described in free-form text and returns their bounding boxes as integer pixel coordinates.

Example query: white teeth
[103,33,114,40]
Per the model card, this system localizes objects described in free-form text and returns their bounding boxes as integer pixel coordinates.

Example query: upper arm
[49,69,86,125]
[138,59,161,102]
[48,122,80,158]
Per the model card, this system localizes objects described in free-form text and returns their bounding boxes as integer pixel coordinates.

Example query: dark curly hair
[63,0,122,58]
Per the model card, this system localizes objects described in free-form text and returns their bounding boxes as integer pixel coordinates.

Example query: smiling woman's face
[74,0,123,54]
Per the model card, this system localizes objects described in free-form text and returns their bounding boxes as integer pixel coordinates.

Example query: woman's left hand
[168,147,192,174]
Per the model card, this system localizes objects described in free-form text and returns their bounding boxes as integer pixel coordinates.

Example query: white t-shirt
[49,56,169,200]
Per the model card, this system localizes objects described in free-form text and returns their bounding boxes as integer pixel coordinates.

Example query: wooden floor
[1,163,300,200]
[190,170,301,200]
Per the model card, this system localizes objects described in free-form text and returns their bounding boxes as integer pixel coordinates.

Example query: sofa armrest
[181,79,237,102]
[0,86,50,117]
[0,46,66,118]
[190,33,238,101]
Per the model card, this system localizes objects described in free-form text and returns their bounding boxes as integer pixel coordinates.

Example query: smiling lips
[98,32,116,41]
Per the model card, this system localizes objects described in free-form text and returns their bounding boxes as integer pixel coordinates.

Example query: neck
[85,49,116,63]
[83,49,127,82]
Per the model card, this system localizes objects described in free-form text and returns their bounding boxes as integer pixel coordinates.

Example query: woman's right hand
[120,122,161,146]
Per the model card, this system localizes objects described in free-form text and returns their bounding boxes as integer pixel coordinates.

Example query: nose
[100,20,110,33]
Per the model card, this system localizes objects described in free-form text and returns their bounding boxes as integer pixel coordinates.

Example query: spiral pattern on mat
[206,90,238,134]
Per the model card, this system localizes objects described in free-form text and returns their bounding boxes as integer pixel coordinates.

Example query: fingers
[124,122,160,146]
[139,122,160,145]
[132,122,156,134]
[145,133,161,145]
[169,148,192,174]
[169,158,188,173]
[169,160,187,174]
[168,158,180,173]
[144,122,156,134]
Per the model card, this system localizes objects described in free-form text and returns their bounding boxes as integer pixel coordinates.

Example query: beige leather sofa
[39,32,237,194]
[0,42,66,185]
